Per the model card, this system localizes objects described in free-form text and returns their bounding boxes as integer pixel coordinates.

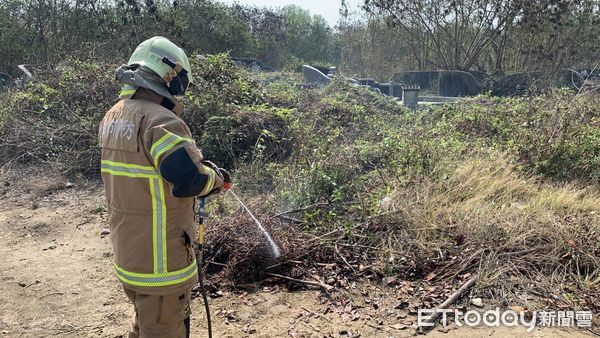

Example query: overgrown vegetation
[0,56,598,310]
[0,60,116,175]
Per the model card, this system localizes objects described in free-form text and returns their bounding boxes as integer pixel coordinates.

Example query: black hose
[197,248,212,338]
[196,198,212,338]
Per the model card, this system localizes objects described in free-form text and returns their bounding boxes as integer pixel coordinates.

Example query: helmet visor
[168,71,190,96]
[161,56,190,96]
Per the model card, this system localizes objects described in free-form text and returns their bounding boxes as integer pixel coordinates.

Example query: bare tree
[359,0,524,71]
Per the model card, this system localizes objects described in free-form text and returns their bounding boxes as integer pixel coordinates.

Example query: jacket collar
[130,88,183,116]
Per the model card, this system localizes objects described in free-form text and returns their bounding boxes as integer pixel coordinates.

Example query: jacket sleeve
[143,117,223,198]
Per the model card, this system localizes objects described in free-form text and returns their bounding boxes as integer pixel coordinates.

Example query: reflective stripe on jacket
[99,93,222,295]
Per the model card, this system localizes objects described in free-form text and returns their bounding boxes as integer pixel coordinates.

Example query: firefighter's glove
[200,160,227,196]
[201,160,223,179]
[219,168,232,190]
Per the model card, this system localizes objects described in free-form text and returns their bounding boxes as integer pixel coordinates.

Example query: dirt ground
[0,173,596,338]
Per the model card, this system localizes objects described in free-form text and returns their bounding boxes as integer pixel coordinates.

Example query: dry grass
[203,155,600,309]
[376,156,600,305]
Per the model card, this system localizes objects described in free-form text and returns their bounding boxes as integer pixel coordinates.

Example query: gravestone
[302,65,332,85]
[374,83,392,95]
[438,70,482,97]
[327,67,337,77]
[18,65,34,79]
[0,72,13,91]
[389,82,404,98]
[490,72,539,96]
[357,78,376,86]
[392,71,439,91]
[402,85,420,109]
[393,70,487,97]
[311,65,334,77]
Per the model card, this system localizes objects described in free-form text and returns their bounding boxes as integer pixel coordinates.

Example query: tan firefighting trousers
[123,286,192,338]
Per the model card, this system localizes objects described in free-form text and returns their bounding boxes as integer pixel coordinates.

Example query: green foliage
[183,53,265,132]
[0,60,117,174]
[267,87,600,222]
[200,105,294,169]
[278,5,336,69]
[0,57,598,199]
[183,54,293,169]
[430,94,600,184]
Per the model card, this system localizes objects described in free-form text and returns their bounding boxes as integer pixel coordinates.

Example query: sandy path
[0,181,594,337]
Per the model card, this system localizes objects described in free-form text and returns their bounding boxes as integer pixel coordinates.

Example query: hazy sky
[217,0,362,26]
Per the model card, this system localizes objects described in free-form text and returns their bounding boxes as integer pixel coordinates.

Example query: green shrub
[0,60,117,175]
[200,105,294,168]
[430,93,600,185]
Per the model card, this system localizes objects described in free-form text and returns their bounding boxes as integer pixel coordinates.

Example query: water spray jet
[227,189,282,259]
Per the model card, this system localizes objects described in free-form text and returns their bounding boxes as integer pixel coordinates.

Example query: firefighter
[99,36,230,338]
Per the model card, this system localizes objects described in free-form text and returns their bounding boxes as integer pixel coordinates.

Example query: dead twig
[272,202,331,217]
[76,218,92,228]
[39,292,66,299]
[265,246,326,270]
[419,276,477,328]
[277,215,304,224]
[273,201,360,218]
[335,244,356,273]
[586,328,600,337]
[300,306,332,323]
[337,242,404,255]
[286,260,336,268]
[366,322,384,330]
[24,280,41,288]
[266,272,334,291]
[305,228,344,244]
[265,229,343,270]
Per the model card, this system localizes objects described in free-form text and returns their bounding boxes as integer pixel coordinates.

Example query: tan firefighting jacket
[99,89,223,295]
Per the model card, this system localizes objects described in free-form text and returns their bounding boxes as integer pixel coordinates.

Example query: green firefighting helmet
[127,36,193,96]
